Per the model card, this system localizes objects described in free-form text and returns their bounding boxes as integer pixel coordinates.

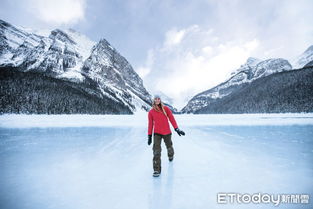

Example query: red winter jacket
[148,105,178,135]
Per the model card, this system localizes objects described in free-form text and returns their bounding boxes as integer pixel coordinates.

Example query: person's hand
[148,135,152,145]
[175,128,185,136]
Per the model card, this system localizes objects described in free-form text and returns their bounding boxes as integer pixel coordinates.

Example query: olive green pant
[152,133,174,173]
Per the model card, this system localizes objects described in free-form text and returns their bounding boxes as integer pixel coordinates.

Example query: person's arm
[147,111,153,145]
[165,106,185,136]
[148,111,153,135]
[165,106,178,129]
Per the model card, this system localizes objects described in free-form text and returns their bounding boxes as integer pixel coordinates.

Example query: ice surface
[1,113,313,128]
[0,114,312,209]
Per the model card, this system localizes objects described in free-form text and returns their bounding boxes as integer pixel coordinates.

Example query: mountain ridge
[194,67,313,114]
[0,19,152,114]
[182,57,293,113]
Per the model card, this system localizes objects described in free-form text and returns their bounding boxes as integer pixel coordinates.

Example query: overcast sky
[1,0,313,109]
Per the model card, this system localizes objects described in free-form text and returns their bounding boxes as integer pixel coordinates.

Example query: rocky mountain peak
[230,57,261,76]
[292,45,313,69]
[253,58,291,79]
[0,19,152,113]
[304,45,313,53]
[182,57,293,113]
[49,29,76,45]
[92,38,115,54]
[0,19,11,29]
[246,57,261,66]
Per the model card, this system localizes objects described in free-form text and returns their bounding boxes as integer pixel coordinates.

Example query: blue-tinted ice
[0,114,312,209]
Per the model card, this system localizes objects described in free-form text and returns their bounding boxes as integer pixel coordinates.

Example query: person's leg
[163,134,174,161]
[153,134,162,173]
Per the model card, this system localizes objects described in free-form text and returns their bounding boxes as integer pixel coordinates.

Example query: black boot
[153,170,160,177]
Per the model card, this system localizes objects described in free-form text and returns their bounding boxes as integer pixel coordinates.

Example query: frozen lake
[0,113,313,209]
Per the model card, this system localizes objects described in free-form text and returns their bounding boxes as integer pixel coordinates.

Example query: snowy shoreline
[1,113,313,128]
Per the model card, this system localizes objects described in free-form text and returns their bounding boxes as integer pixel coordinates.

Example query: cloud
[141,25,260,109]
[210,0,313,60]
[137,0,313,110]
[28,0,86,25]
[136,67,151,79]
[164,28,186,48]
[136,49,154,79]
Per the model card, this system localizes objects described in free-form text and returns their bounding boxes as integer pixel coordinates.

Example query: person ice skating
[147,95,185,177]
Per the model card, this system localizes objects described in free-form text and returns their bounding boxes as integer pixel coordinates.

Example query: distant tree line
[195,67,313,114]
[0,67,132,114]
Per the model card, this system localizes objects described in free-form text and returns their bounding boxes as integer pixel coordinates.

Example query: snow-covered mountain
[292,45,313,69]
[194,67,313,113]
[182,57,292,113]
[0,19,152,113]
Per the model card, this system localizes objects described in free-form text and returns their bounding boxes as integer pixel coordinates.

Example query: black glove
[148,135,152,145]
[175,128,185,136]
